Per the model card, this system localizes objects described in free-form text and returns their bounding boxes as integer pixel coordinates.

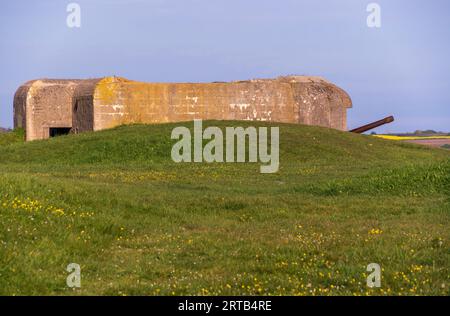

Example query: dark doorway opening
[49,127,71,138]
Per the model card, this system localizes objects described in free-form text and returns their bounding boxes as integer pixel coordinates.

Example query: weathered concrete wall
[14,79,80,141]
[72,79,102,134]
[13,80,35,130]
[79,76,351,133]
[15,76,352,141]
[285,76,351,130]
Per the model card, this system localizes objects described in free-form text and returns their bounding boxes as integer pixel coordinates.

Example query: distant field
[404,139,450,148]
[374,135,450,140]
[0,121,449,295]
[374,134,450,148]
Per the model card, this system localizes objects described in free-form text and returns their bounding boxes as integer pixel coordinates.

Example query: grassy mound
[0,121,448,295]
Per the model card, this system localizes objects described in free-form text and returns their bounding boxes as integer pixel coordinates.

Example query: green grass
[0,128,24,146]
[0,121,448,296]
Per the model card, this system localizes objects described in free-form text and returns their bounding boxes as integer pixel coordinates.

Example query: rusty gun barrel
[350,116,394,134]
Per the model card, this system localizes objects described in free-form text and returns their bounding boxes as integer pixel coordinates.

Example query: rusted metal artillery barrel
[350,116,394,134]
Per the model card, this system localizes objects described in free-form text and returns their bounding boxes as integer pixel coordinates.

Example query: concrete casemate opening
[49,127,71,138]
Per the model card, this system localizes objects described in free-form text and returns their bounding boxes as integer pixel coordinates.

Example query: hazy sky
[1,0,449,133]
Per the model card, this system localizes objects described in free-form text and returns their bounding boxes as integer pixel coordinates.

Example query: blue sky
[0,0,449,133]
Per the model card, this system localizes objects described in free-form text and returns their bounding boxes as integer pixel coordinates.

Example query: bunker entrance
[49,127,71,138]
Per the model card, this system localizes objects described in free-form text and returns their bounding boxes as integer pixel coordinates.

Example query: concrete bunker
[14,76,352,141]
[14,79,81,140]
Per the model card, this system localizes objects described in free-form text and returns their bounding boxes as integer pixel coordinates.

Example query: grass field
[0,121,448,296]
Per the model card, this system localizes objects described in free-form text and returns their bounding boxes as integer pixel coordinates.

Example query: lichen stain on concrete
[14,75,352,141]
